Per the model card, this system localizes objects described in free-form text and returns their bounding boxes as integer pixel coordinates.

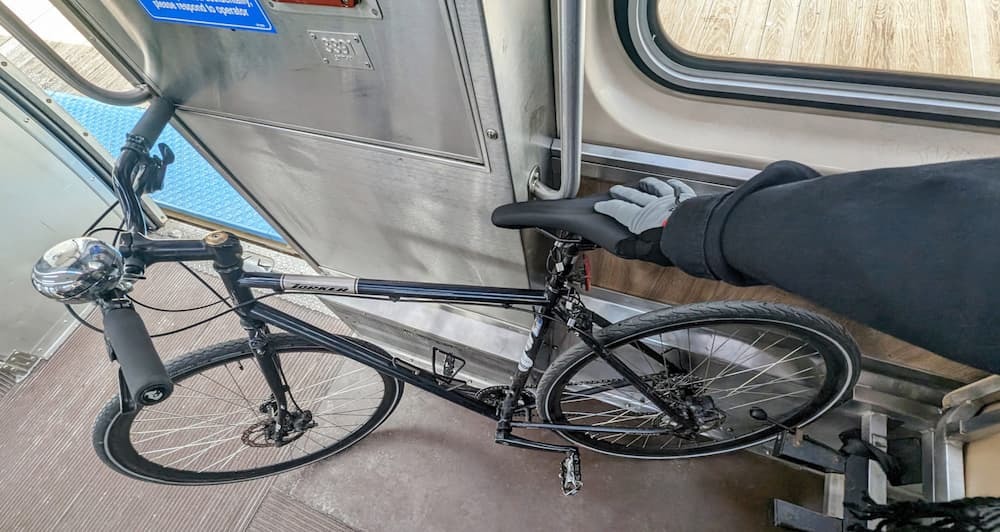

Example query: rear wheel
[93,333,402,484]
[537,302,860,459]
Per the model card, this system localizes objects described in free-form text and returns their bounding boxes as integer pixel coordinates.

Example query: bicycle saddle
[491,194,631,251]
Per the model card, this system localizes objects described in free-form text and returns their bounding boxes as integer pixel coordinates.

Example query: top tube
[238,271,549,306]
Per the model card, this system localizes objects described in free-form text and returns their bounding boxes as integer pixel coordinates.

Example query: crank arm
[495,432,584,496]
[495,432,578,454]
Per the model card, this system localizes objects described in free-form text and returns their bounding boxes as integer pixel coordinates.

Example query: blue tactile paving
[50,92,283,242]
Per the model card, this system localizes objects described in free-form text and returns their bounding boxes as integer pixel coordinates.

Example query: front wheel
[537,302,860,459]
[93,333,403,484]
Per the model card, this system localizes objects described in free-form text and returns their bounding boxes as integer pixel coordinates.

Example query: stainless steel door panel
[177,111,528,288]
[50,0,555,331]
[64,0,484,162]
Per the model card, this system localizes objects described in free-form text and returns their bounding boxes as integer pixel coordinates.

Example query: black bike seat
[491,194,632,251]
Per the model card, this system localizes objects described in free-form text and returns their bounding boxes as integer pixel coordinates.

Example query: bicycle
[31,99,860,495]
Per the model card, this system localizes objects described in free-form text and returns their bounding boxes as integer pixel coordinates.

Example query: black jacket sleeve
[661,158,1000,375]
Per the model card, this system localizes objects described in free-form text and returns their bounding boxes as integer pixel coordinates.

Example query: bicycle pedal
[559,451,583,496]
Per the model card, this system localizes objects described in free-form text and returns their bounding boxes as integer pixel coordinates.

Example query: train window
[656,0,1000,81]
[0,0,283,241]
[617,0,1000,124]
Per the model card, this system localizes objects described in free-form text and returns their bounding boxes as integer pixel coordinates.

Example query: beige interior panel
[965,403,1000,497]
[578,1,1000,381]
[583,0,1000,174]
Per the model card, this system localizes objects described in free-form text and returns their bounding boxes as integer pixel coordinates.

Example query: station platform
[51,92,283,243]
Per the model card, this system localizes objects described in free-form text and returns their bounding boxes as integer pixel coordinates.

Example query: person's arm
[659,158,1000,374]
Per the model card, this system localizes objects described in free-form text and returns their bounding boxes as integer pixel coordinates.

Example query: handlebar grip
[128,97,175,150]
[103,306,173,406]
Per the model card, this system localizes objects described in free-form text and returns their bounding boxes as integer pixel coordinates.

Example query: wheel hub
[648,374,728,438]
[242,400,316,448]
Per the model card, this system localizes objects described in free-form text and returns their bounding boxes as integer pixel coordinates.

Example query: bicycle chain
[480,366,667,398]
[477,377,628,401]
[564,377,630,387]
[565,368,674,389]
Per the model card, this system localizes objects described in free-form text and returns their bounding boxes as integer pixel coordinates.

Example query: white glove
[594,178,697,234]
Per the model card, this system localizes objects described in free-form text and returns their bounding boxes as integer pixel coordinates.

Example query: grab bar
[530,0,585,200]
[0,2,151,106]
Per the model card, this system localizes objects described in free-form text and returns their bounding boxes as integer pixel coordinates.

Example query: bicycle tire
[537,301,860,459]
[93,333,403,484]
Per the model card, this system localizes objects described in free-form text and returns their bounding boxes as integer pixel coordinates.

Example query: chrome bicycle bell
[31,237,124,303]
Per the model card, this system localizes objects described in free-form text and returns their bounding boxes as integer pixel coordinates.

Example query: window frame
[618,0,1000,126]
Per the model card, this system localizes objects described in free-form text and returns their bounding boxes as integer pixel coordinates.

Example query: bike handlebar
[103,98,178,407]
[103,304,173,406]
[128,97,175,151]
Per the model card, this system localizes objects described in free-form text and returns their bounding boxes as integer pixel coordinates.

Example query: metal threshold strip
[551,140,758,189]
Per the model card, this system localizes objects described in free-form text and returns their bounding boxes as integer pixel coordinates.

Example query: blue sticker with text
[136,0,276,33]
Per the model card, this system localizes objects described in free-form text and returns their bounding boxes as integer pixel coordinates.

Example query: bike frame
[122,230,680,437]
[105,97,682,442]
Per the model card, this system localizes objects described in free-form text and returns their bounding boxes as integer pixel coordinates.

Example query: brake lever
[139,143,175,195]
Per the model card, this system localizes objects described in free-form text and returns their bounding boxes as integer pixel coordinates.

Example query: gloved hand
[594,178,696,234]
[593,177,697,266]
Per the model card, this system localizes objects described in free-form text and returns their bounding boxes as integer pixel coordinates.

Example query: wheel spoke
[164,430,245,469]
[305,379,381,403]
[198,444,252,472]
[173,382,263,420]
[293,366,368,394]
[136,407,247,422]
[723,389,811,411]
[707,368,817,398]
[591,412,658,427]
[684,352,819,388]
[132,421,255,435]
[721,343,811,398]
[133,411,254,445]
[564,407,627,421]
[142,425,243,459]
[688,326,743,379]
[223,363,260,415]
[704,331,772,385]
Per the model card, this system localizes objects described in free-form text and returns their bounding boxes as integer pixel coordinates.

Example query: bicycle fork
[211,234,303,444]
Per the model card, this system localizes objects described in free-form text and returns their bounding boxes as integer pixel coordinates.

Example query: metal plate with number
[309,31,374,70]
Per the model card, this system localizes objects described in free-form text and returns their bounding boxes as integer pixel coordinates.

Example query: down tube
[247,302,499,418]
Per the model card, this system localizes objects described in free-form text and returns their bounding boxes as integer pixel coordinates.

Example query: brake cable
[65,200,235,333]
